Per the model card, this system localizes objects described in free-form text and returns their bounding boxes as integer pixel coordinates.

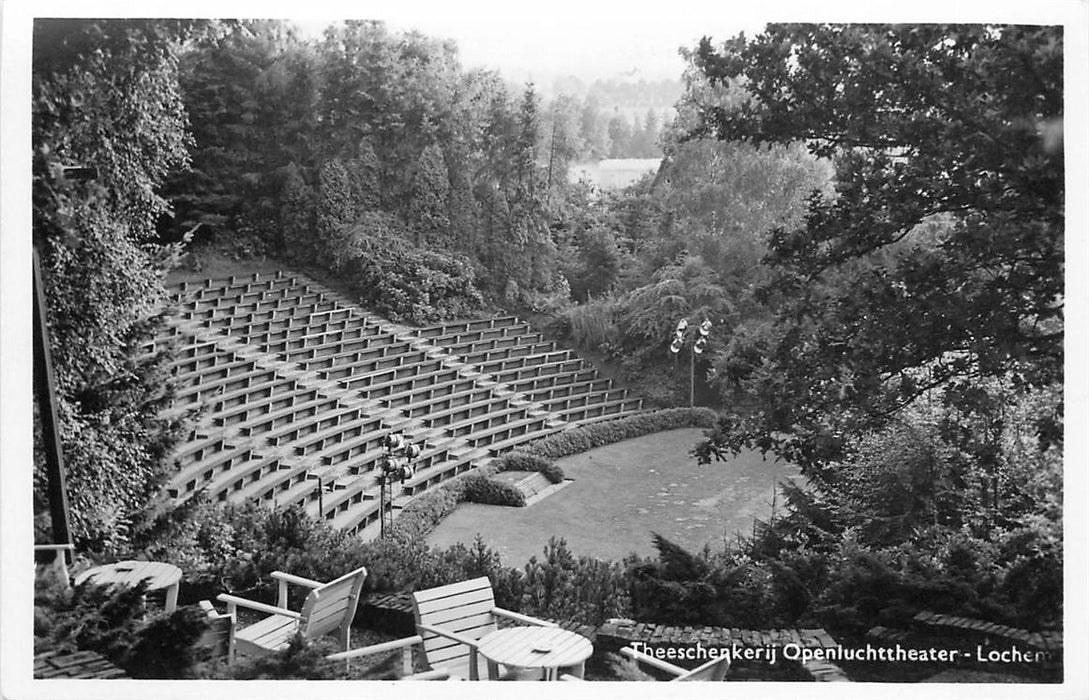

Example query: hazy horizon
[293,13,767,90]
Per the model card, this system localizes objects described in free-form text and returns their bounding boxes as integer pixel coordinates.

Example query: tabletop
[477,626,593,674]
[74,560,182,595]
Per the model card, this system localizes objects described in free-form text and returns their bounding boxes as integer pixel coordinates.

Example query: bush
[493,451,552,473]
[541,463,566,484]
[122,606,218,679]
[493,450,565,483]
[337,218,485,324]
[523,408,718,459]
[519,538,632,625]
[129,499,368,608]
[35,578,149,659]
[462,474,526,507]
[209,633,340,680]
[384,473,474,544]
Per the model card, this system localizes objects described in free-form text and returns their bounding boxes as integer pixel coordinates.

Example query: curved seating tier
[159,271,643,538]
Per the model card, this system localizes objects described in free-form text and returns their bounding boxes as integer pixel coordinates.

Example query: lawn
[426,428,801,565]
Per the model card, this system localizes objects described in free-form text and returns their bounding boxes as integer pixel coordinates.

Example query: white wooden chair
[216,566,367,662]
[620,645,731,681]
[410,576,556,680]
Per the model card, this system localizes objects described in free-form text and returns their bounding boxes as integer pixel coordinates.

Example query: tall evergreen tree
[316,159,359,270]
[407,143,451,246]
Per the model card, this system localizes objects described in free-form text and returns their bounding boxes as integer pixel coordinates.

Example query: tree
[607,112,632,158]
[407,143,450,246]
[278,164,317,260]
[348,137,382,212]
[579,95,611,160]
[163,20,317,243]
[688,24,1063,469]
[316,159,359,270]
[32,19,202,548]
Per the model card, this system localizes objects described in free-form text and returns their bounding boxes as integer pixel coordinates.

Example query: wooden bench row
[170,367,285,408]
[169,444,261,497]
[213,388,322,428]
[477,349,578,375]
[173,355,260,389]
[297,338,414,372]
[515,372,609,399]
[414,315,523,339]
[459,341,559,367]
[201,302,349,333]
[554,398,644,425]
[419,322,535,349]
[274,327,390,361]
[183,287,323,315]
[400,386,494,419]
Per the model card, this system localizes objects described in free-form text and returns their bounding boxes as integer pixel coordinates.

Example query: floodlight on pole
[378,432,423,537]
[670,318,711,407]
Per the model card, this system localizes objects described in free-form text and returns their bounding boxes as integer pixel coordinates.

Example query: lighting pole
[377,433,422,538]
[670,318,711,408]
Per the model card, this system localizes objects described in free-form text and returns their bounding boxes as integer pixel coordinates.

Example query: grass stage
[426,428,801,565]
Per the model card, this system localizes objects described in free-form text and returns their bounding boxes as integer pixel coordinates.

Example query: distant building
[569,158,662,191]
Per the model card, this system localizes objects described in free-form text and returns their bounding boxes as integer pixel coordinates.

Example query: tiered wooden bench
[162,273,645,537]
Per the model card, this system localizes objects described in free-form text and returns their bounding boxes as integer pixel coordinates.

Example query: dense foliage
[32,19,204,549]
[688,24,1063,468]
[34,572,217,678]
[164,20,569,317]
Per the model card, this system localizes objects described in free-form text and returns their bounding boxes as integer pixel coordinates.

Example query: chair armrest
[326,635,423,662]
[492,607,557,627]
[270,571,323,608]
[405,669,454,680]
[620,647,687,677]
[416,623,480,649]
[417,624,482,680]
[217,593,302,619]
[198,600,230,619]
[33,544,75,552]
[270,571,323,588]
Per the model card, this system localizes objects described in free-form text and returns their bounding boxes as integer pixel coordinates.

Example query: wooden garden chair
[216,566,367,662]
[619,645,731,681]
[410,576,556,680]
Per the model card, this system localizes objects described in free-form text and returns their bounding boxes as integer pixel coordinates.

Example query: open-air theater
[30,269,1062,683]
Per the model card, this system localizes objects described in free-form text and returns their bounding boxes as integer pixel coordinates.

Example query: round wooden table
[74,560,183,613]
[477,627,593,681]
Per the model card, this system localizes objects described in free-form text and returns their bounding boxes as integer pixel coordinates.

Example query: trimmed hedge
[462,474,526,507]
[493,451,565,483]
[522,407,718,459]
[540,463,566,484]
[494,451,552,472]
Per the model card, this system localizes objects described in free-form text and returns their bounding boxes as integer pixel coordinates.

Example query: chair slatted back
[675,654,730,681]
[411,576,497,677]
[299,566,367,639]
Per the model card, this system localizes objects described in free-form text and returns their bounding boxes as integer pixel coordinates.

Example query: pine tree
[407,143,450,246]
[316,159,359,270]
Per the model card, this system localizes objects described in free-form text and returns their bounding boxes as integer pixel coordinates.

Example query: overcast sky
[294,11,767,86]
